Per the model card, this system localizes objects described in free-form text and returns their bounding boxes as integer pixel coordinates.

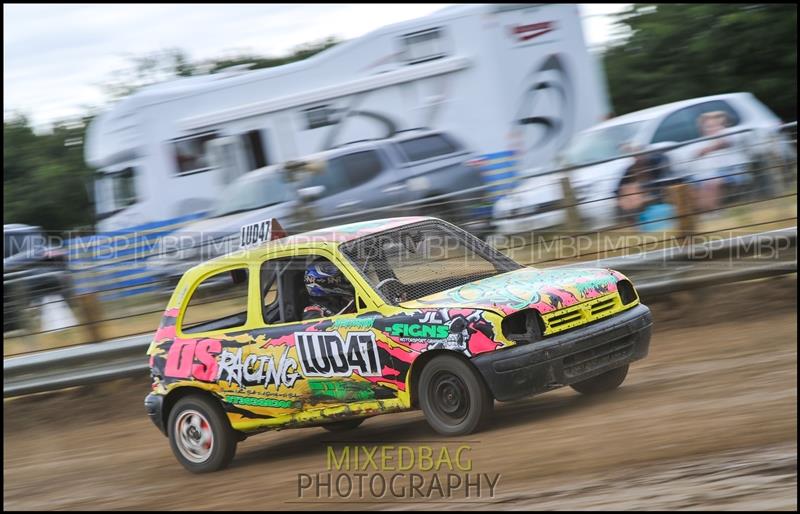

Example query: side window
[339,151,383,186]
[243,129,269,170]
[397,135,458,162]
[652,108,698,143]
[304,105,338,129]
[303,162,346,196]
[112,167,137,208]
[301,256,357,319]
[401,28,446,65]
[260,258,288,324]
[689,100,742,127]
[260,255,356,324]
[172,132,217,175]
[181,267,249,334]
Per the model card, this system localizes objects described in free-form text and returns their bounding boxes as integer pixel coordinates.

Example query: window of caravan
[401,28,445,64]
[173,132,216,175]
[95,166,137,216]
[396,134,459,162]
[304,105,338,129]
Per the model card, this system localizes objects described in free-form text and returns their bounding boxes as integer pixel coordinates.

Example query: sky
[3,3,628,131]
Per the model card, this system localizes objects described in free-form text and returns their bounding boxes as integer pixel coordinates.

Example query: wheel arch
[406,349,489,408]
[161,386,223,435]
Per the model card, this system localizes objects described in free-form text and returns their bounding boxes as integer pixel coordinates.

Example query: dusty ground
[3,278,797,510]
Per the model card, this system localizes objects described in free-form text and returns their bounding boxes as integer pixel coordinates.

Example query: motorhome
[85,3,610,233]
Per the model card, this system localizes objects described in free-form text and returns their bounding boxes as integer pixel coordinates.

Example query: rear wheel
[419,354,494,436]
[570,364,629,395]
[321,418,365,432]
[168,395,237,473]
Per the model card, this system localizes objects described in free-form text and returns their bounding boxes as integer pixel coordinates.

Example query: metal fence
[3,225,796,398]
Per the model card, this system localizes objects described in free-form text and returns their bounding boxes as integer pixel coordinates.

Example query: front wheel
[570,364,629,395]
[418,354,494,436]
[168,395,238,473]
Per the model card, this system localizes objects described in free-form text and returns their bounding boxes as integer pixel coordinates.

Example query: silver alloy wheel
[175,409,214,463]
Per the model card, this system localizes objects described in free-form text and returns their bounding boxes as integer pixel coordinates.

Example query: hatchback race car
[145,217,652,472]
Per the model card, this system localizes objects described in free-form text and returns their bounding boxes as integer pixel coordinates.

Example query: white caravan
[85,3,610,233]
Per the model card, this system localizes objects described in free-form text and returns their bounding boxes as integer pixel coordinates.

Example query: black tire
[167,395,238,473]
[321,418,365,432]
[570,364,629,395]
[418,354,494,436]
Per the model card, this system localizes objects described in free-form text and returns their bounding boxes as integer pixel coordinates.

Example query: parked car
[492,92,795,235]
[3,224,70,332]
[149,129,487,284]
[145,216,651,472]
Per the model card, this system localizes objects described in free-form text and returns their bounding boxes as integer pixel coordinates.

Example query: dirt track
[3,278,797,510]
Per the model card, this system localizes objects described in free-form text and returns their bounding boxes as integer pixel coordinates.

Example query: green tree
[3,115,95,233]
[603,4,797,121]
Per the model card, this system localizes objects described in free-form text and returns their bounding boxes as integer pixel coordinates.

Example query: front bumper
[472,303,652,401]
[144,392,167,436]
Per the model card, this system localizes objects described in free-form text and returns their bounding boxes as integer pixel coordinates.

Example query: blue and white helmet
[304,261,354,298]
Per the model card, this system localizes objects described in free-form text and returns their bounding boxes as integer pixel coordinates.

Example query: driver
[303,259,356,320]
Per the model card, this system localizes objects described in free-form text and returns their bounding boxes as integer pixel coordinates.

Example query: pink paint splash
[361,373,406,391]
[154,324,176,342]
[449,308,475,317]
[260,333,296,348]
[467,328,501,356]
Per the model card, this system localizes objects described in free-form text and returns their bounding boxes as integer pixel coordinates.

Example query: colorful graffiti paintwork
[404,267,625,316]
[146,217,637,434]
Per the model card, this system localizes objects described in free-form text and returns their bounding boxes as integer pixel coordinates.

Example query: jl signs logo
[295,332,382,378]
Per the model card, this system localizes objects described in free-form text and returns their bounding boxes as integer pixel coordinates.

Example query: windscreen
[339,220,522,305]
[560,121,645,167]
[212,171,294,217]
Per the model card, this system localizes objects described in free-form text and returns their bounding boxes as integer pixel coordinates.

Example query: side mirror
[298,185,326,202]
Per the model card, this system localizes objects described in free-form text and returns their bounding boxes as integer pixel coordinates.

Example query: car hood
[400,266,625,316]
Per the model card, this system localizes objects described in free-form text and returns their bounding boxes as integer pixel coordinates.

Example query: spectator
[616,151,672,227]
[691,111,751,214]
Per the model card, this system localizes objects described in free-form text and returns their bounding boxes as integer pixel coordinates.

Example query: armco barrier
[3,227,796,398]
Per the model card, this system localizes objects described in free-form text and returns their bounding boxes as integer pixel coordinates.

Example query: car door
[247,252,399,411]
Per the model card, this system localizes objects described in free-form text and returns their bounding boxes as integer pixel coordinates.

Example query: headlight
[501,309,544,344]
[617,279,638,305]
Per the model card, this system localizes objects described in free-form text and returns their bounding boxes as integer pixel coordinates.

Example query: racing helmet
[304,260,354,299]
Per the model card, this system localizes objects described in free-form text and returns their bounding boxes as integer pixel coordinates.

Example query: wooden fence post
[665,183,696,239]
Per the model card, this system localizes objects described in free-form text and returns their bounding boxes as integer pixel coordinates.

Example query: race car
[145,216,652,472]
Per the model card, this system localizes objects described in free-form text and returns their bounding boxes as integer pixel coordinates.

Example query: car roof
[591,92,750,130]
[199,216,433,267]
